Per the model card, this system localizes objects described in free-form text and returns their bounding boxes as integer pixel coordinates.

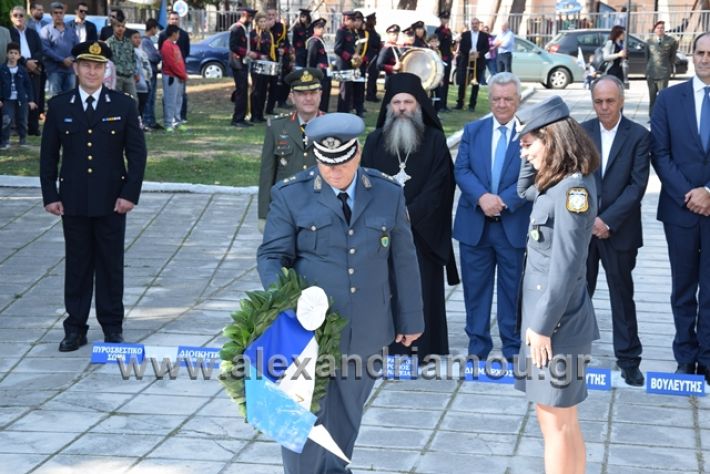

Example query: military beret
[71,40,112,63]
[306,113,365,165]
[285,68,323,92]
[386,24,400,33]
[311,18,326,28]
[515,95,570,136]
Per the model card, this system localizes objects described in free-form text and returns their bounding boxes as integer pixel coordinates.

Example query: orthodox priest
[361,72,459,360]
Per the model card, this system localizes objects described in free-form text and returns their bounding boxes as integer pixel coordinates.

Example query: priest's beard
[383,105,425,157]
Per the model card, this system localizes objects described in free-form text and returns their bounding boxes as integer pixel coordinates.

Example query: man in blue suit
[453,72,532,361]
[258,113,424,473]
[651,32,710,383]
[582,75,650,386]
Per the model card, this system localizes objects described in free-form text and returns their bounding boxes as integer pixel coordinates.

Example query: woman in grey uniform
[513,96,600,474]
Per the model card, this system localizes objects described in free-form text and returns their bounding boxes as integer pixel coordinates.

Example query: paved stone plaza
[0,81,708,473]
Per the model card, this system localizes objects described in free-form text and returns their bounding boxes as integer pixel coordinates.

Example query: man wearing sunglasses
[67,2,98,43]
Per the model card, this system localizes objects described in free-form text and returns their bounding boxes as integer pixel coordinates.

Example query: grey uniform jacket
[645,35,678,81]
[517,160,600,347]
[257,112,322,219]
[257,167,425,357]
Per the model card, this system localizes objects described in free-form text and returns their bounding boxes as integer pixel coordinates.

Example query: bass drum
[399,47,445,91]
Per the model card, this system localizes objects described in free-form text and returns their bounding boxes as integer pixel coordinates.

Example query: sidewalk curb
[0,87,536,196]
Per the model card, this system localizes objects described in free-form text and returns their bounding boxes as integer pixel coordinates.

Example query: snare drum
[250,60,282,76]
[328,69,361,82]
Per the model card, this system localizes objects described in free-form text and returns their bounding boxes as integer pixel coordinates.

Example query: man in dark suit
[67,2,97,42]
[39,41,146,352]
[453,72,532,361]
[99,8,123,41]
[582,75,650,386]
[9,6,43,135]
[455,17,489,111]
[651,32,710,383]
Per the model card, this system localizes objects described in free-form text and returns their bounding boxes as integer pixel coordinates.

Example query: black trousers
[440,61,451,110]
[496,52,512,73]
[586,238,642,368]
[456,63,485,109]
[337,79,354,113]
[353,80,365,114]
[265,75,278,114]
[28,71,43,134]
[319,77,331,113]
[62,213,126,335]
[251,72,268,121]
[231,66,249,123]
[365,58,379,100]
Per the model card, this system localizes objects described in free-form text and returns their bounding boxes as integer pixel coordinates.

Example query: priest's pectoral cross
[393,162,411,186]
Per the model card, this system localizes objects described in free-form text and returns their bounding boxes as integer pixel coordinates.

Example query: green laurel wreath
[219,268,347,417]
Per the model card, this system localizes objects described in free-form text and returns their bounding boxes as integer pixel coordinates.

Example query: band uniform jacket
[39,88,147,216]
[306,36,329,71]
[435,25,453,63]
[365,27,381,65]
[581,116,650,251]
[258,112,324,219]
[377,44,401,76]
[334,26,356,71]
[517,160,599,346]
[645,34,678,81]
[456,30,489,69]
[257,167,425,357]
[229,22,249,68]
[292,22,312,68]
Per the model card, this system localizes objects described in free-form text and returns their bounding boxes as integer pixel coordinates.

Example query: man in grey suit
[645,21,678,116]
[582,75,650,386]
[257,113,424,474]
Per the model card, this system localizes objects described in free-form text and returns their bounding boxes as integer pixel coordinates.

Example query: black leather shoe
[468,105,476,112]
[104,332,124,343]
[454,104,463,110]
[675,363,696,374]
[231,121,251,128]
[59,332,87,352]
[697,365,710,384]
[620,366,645,386]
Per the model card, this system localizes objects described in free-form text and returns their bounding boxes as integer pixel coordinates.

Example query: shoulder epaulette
[275,168,314,188]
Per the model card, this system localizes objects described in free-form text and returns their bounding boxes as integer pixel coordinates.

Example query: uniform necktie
[700,86,710,153]
[491,125,508,194]
[85,95,95,123]
[337,192,351,225]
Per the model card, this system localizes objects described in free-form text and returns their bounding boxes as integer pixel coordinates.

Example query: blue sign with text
[91,342,145,364]
[646,372,706,397]
[177,346,221,369]
[477,360,515,384]
[384,355,417,380]
[585,368,612,391]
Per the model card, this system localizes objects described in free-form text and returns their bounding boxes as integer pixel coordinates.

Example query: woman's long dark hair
[531,117,600,193]
[609,25,625,42]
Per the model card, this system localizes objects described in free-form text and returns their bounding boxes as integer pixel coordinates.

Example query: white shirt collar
[78,86,102,107]
[600,114,622,133]
[492,116,515,135]
[693,75,710,94]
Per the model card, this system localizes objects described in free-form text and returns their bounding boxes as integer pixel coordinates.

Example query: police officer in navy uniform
[334,11,358,113]
[258,68,324,227]
[229,8,256,128]
[435,12,453,112]
[40,41,147,351]
[257,113,424,474]
[306,18,331,112]
[292,9,312,68]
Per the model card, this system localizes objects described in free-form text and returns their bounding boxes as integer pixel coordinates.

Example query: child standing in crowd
[584,54,599,89]
[0,43,37,150]
[131,29,152,129]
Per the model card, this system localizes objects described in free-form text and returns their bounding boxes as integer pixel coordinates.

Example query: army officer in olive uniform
[257,113,424,474]
[40,41,146,352]
[257,68,325,229]
[514,96,599,474]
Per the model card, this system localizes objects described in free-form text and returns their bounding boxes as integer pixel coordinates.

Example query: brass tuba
[351,38,367,68]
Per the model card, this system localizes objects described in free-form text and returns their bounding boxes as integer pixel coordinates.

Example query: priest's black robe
[361,126,457,358]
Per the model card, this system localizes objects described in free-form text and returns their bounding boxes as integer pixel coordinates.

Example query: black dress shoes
[620,366,645,386]
[698,365,710,384]
[675,363,696,374]
[104,332,124,344]
[59,332,87,352]
[231,121,252,128]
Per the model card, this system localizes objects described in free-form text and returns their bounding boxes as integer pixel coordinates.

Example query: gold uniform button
[121,176,125,180]
[65,131,69,135]
[88,129,92,134]
[350,287,357,294]
[111,130,116,135]
[87,168,93,173]
[348,268,354,275]
[87,142,92,147]
[303,165,307,169]
[87,155,93,160]
[349,248,356,255]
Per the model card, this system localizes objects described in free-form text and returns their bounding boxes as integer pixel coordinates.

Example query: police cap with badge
[306,113,365,165]
[285,68,324,92]
[515,95,590,216]
[71,41,113,63]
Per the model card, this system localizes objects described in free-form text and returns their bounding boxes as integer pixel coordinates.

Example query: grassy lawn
[0,78,489,187]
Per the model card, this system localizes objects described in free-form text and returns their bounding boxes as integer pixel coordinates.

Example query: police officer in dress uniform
[435,12,453,112]
[514,96,600,474]
[229,8,256,128]
[364,12,381,102]
[335,11,358,113]
[292,9,312,68]
[39,41,147,351]
[306,18,331,112]
[258,68,325,229]
[257,113,424,474]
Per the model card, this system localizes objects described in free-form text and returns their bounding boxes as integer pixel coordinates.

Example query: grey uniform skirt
[514,342,592,408]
